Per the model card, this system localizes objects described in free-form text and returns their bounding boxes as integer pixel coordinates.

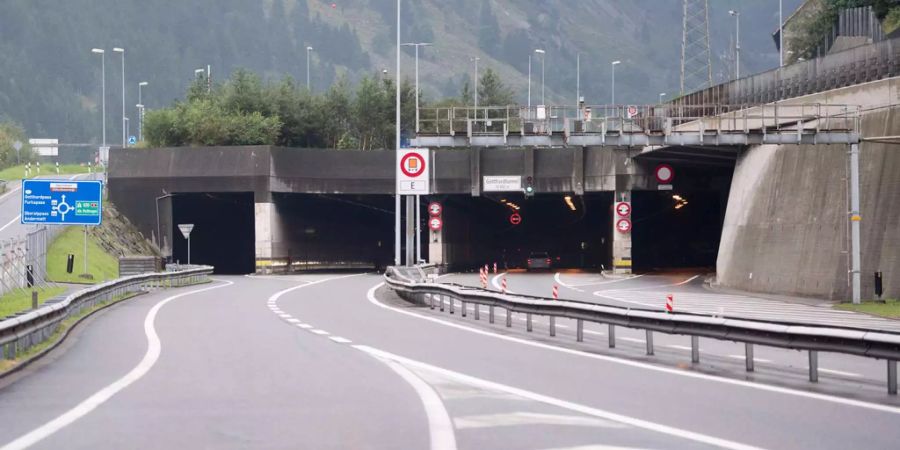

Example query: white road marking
[556,272,644,288]
[603,275,700,292]
[278,313,292,318]
[367,282,900,415]
[329,336,352,344]
[727,355,773,363]
[490,272,511,293]
[286,318,301,323]
[297,324,313,329]
[819,368,863,378]
[553,273,585,292]
[0,280,234,450]
[356,345,762,450]
[620,337,646,344]
[0,215,21,233]
[454,411,624,429]
[311,329,330,335]
[0,184,22,202]
[666,345,692,351]
[361,348,457,450]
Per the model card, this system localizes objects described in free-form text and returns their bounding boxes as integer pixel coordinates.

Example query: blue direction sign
[21,180,103,225]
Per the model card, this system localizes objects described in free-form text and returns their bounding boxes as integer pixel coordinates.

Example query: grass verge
[0,292,139,374]
[0,163,102,182]
[0,287,67,319]
[47,227,118,283]
[835,299,900,318]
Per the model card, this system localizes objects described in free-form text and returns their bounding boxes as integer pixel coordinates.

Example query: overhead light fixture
[672,194,683,201]
[564,195,576,211]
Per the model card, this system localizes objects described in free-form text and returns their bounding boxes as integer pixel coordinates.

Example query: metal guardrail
[0,265,213,361]
[384,267,900,395]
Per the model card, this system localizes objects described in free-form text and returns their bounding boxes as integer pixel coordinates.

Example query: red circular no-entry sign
[655,164,675,184]
[400,152,426,178]
[616,218,632,233]
[429,217,443,231]
[615,201,631,217]
[509,213,522,225]
[428,202,442,216]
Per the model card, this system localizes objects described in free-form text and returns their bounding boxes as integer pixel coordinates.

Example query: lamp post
[576,53,580,112]
[401,42,432,134]
[470,56,480,108]
[91,49,106,148]
[659,92,667,104]
[527,53,532,108]
[611,60,621,105]
[534,49,545,105]
[779,0,784,67]
[395,0,401,266]
[306,46,314,90]
[113,48,125,147]
[138,81,148,142]
[729,10,741,79]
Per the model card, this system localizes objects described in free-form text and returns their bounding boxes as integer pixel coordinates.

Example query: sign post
[178,224,195,265]
[12,141,22,164]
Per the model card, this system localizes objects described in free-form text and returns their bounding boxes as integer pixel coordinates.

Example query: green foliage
[478,68,516,107]
[793,0,900,61]
[0,122,36,170]
[884,6,900,33]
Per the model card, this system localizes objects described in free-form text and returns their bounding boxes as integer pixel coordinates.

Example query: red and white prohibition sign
[428,202,442,216]
[428,216,443,231]
[655,164,675,184]
[615,201,631,217]
[616,218,632,233]
[400,152,426,177]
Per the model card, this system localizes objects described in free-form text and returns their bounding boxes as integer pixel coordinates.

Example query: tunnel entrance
[171,192,256,274]
[272,193,395,271]
[631,164,733,271]
[435,193,613,270]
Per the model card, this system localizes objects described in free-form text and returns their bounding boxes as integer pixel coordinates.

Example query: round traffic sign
[509,213,522,225]
[428,202,442,217]
[429,217,443,231]
[400,152,426,178]
[616,218,632,233]
[655,164,674,184]
[615,201,631,217]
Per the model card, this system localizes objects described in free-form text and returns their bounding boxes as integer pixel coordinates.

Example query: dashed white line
[311,329,330,336]
[286,318,301,324]
[329,336,352,344]
[297,324,313,329]
[0,215,21,233]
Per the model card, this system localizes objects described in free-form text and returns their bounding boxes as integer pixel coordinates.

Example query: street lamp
[729,10,741,79]
[470,56,480,108]
[306,46,314,90]
[138,81,148,142]
[659,92,667,104]
[534,49,545,105]
[779,0,784,67]
[91,49,106,148]
[113,48,125,147]
[394,0,401,266]
[401,42,432,134]
[611,60,621,105]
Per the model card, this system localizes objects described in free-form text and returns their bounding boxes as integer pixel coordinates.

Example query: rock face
[89,202,161,259]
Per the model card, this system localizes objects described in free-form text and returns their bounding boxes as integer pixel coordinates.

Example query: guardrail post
[888,360,898,395]
[608,324,616,348]
[489,306,495,324]
[549,316,556,337]
[576,319,583,342]
[449,296,455,314]
[745,343,755,372]
[526,313,532,332]
[428,293,434,309]
[474,304,480,320]
[809,351,819,382]
[645,330,654,355]
[506,308,512,327]
[461,301,467,317]
[439,295,445,312]
[691,336,700,363]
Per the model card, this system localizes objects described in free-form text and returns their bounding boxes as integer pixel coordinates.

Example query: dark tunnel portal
[171,192,255,274]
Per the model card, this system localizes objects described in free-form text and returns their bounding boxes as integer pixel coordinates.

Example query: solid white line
[0,280,234,450]
[359,347,457,450]
[286,318,301,323]
[727,355,773,364]
[355,345,760,450]
[366,282,900,415]
[297,324,313,329]
[605,275,700,292]
[666,345,692,351]
[329,336,352,344]
[311,329,330,336]
[0,215,21,233]
[620,337,646,344]
[556,272,644,288]
[490,272,511,293]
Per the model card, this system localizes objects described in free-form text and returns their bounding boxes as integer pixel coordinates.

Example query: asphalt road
[1,273,899,449]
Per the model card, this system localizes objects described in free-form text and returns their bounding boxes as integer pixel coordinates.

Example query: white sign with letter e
[397,149,430,195]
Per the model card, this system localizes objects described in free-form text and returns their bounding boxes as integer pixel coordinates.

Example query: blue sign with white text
[21,179,103,226]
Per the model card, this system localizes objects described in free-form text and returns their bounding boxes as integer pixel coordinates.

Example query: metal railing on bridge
[412,103,860,148]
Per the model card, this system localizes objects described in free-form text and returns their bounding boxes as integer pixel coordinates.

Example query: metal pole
[506,308,511,327]
[187,235,191,265]
[611,62,616,105]
[83,226,88,274]
[549,316,556,337]
[306,47,312,90]
[779,0,784,67]
[645,330,654,355]
[415,45,420,134]
[736,12,740,79]
[889,360,898,395]
[473,57,479,109]
[527,54,531,108]
[850,143,861,303]
[691,336,700,363]
[540,55,545,106]
[526,313,532,332]
[576,319,583,342]
[120,50,125,147]
[207,64,211,93]
[608,324,616,348]
[809,350,819,382]
[394,0,401,267]
[745,343,755,372]
[576,53,580,111]
[405,195,415,265]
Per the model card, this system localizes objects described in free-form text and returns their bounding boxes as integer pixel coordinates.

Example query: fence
[0,226,62,299]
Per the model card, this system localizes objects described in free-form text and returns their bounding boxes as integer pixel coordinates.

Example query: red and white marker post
[480,267,487,288]
[552,285,559,300]
[493,262,498,274]
[666,294,674,313]
[501,276,507,294]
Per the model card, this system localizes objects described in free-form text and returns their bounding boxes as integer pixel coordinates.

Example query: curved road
[0,273,898,449]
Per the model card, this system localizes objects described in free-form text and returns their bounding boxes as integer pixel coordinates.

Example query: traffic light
[524,176,535,197]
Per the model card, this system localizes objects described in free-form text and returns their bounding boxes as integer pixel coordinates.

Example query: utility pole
[779,0,784,67]
[471,57,480,108]
[611,60,621,105]
[729,10,741,80]
[91,49,106,148]
[113,48,125,148]
[576,53,580,112]
[395,0,401,266]
[306,46,314,90]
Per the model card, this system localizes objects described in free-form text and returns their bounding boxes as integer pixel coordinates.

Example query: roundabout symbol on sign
[429,217,443,231]
[616,218,632,233]
[615,201,631,217]
[400,153,426,178]
[655,164,674,184]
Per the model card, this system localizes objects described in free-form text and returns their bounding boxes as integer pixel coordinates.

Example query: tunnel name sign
[397,148,430,195]
[21,179,103,226]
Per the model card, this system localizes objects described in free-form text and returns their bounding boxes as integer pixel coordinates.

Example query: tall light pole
[138,81,148,142]
[113,48,125,147]
[306,46,314,90]
[470,56,480,108]
[401,42,432,134]
[779,0,784,67]
[395,0,401,266]
[91,49,106,149]
[576,53,580,111]
[534,49,545,105]
[527,53,532,108]
[659,92,667,104]
[729,10,741,79]
[611,60,621,105]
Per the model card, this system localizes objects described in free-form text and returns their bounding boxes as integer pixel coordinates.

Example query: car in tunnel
[526,251,553,271]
